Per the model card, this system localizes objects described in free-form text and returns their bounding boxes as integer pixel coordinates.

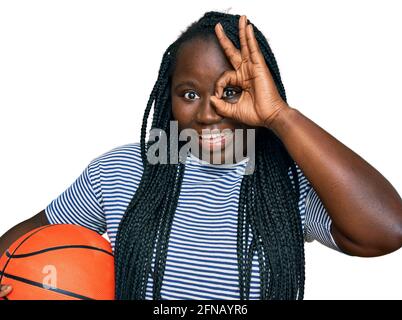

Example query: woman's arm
[269,106,402,257]
[210,15,402,257]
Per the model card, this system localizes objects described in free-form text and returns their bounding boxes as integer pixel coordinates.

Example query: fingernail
[217,23,223,30]
[1,285,10,290]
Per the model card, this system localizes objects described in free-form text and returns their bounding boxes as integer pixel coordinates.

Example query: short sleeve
[45,158,106,235]
[289,163,341,252]
[303,186,341,251]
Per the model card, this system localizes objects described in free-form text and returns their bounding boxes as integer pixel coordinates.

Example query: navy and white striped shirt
[45,142,341,299]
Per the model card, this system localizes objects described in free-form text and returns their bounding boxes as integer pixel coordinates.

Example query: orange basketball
[0,224,115,300]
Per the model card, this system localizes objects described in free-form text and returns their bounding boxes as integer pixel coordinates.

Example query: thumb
[210,95,235,119]
[0,284,12,298]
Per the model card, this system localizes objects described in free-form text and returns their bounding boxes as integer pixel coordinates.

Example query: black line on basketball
[0,270,94,300]
[5,244,113,259]
[0,225,55,285]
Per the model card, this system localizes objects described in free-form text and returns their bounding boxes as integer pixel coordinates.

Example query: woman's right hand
[0,284,12,298]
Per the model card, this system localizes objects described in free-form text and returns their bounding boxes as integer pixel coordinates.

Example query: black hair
[114,11,305,300]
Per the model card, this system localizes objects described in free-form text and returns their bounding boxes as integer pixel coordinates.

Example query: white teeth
[200,131,232,139]
[201,133,224,139]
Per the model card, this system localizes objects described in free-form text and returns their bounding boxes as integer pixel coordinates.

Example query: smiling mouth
[198,130,234,150]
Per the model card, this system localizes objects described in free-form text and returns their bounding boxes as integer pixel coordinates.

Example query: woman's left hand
[211,15,289,128]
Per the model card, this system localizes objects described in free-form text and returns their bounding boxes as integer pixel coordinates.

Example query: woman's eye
[222,88,241,99]
[183,91,200,100]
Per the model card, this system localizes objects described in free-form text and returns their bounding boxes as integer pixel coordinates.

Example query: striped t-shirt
[45,142,341,299]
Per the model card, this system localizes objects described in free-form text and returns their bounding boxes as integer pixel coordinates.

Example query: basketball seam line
[5,244,113,259]
[0,270,94,300]
[0,225,54,286]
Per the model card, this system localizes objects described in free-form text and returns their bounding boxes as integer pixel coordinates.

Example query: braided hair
[114,11,305,300]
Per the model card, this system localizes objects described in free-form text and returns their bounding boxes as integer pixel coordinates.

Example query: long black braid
[114,11,305,300]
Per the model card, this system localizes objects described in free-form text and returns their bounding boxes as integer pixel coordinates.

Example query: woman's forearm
[269,105,402,256]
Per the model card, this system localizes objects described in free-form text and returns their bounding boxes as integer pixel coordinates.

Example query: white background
[1,0,401,299]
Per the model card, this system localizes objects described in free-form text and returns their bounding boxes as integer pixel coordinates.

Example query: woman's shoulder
[90,142,143,171]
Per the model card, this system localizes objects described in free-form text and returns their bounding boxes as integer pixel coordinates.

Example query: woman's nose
[195,95,223,124]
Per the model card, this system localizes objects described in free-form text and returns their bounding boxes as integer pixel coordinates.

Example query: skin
[171,37,255,164]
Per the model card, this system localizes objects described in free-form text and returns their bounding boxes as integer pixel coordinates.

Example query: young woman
[1,11,402,300]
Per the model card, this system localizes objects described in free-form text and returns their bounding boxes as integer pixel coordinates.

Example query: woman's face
[171,37,253,164]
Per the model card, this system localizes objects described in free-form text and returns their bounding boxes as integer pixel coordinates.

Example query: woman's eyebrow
[173,80,199,91]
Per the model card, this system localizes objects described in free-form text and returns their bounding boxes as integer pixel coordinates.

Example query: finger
[246,24,265,65]
[210,96,236,119]
[239,15,250,61]
[0,285,12,297]
[214,70,239,99]
[215,23,242,69]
